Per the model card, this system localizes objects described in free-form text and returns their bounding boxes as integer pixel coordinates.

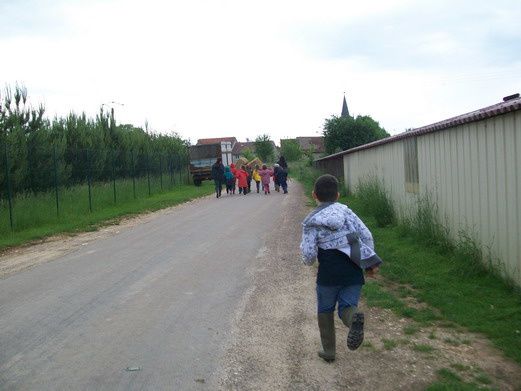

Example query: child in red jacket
[235,166,249,195]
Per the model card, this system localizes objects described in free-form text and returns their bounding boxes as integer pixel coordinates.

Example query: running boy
[300,174,382,362]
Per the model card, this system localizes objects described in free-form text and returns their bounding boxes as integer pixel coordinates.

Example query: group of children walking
[211,157,289,198]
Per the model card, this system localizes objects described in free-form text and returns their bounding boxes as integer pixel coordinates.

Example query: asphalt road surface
[0,189,294,390]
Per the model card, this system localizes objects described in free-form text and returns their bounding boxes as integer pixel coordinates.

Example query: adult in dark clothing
[211,158,225,198]
[277,156,288,170]
[276,166,289,194]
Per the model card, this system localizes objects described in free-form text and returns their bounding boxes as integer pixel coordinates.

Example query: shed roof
[316,95,521,161]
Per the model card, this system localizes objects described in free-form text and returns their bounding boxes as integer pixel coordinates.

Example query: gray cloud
[290,1,521,70]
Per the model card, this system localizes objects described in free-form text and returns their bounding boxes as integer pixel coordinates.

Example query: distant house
[296,137,325,155]
[281,137,325,159]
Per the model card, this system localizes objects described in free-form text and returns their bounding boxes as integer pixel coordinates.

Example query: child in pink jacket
[258,165,274,195]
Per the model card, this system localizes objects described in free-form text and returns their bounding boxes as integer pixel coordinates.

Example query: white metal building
[316,95,521,286]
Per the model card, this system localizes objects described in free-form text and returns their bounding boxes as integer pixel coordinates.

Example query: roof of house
[296,136,325,153]
[316,95,521,161]
[197,137,238,145]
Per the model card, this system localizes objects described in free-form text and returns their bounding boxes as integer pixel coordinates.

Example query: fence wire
[0,144,191,232]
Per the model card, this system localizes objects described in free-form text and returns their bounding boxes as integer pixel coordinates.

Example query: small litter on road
[195,378,206,383]
[125,366,142,372]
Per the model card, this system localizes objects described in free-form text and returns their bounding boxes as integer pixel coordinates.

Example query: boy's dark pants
[255,180,260,193]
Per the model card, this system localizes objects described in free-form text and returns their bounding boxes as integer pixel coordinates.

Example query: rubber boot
[341,307,364,351]
[317,312,336,362]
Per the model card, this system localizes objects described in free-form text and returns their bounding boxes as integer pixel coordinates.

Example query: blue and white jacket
[300,202,382,270]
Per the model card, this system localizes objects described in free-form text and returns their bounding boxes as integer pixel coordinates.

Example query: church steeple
[341,94,350,117]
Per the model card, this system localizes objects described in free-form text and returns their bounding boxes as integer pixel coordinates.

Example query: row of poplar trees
[0,85,189,194]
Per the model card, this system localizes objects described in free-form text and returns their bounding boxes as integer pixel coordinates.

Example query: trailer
[189,142,234,185]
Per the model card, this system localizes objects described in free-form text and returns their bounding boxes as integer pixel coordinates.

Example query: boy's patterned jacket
[300,202,382,269]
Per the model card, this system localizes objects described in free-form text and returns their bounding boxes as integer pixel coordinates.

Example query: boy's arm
[351,213,375,250]
[300,225,318,265]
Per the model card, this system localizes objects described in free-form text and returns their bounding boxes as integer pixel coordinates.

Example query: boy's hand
[366,266,379,278]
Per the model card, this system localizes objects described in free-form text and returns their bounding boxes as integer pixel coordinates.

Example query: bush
[356,176,395,227]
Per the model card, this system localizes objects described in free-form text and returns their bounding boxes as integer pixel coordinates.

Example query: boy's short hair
[314,174,339,202]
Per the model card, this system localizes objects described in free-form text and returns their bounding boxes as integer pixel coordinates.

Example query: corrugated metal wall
[315,156,344,181]
[343,110,521,286]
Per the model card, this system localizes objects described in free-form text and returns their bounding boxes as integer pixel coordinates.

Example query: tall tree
[254,134,275,162]
[280,139,302,161]
[323,115,389,154]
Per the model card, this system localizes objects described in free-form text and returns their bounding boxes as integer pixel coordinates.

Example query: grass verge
[426,368,495,391]
[0,180,213,250]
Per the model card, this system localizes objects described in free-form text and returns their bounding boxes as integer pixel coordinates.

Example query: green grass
[412,343,435,353]
[426,368,496,391]
[403,324,420,335]
[364,281,440,325]
[382,338,398,350]
[0,177,212,250]
[450,363,471,372]
[444,337,461,346]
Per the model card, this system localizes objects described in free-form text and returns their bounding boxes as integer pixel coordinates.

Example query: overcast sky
[1,0,520,145]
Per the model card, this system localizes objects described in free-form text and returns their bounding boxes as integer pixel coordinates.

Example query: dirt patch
[0,196,212,279]
[214,182,521,390]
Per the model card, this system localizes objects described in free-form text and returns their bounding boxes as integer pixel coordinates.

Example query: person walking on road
[235,165,249,195]
[277,155,288,170]
[211,158,225,198]
[273,164,281,192]
[252,164,262,193]
[258,164,273,195]
[276,166,289,194]
[224,166,236,195]
[300,174,382,362]
[245,165,253,194]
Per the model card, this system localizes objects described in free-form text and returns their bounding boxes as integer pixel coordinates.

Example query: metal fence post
[112,149,117,204]
[168,154,173,187]
[4,143,14,230]
[131,150,136,199]
[147,151,151,196]
[178,156,182,185]
[159,153,163,191]
[53,145,60,217]
[86,149,92,212]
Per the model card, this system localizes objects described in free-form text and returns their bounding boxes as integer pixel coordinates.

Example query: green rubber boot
[341,306,364,351]
[317,312,336,362]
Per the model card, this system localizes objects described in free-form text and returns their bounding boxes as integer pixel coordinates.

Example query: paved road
[0,190,293,390]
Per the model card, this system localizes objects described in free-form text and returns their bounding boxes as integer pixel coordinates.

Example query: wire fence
[0,144,191,232]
